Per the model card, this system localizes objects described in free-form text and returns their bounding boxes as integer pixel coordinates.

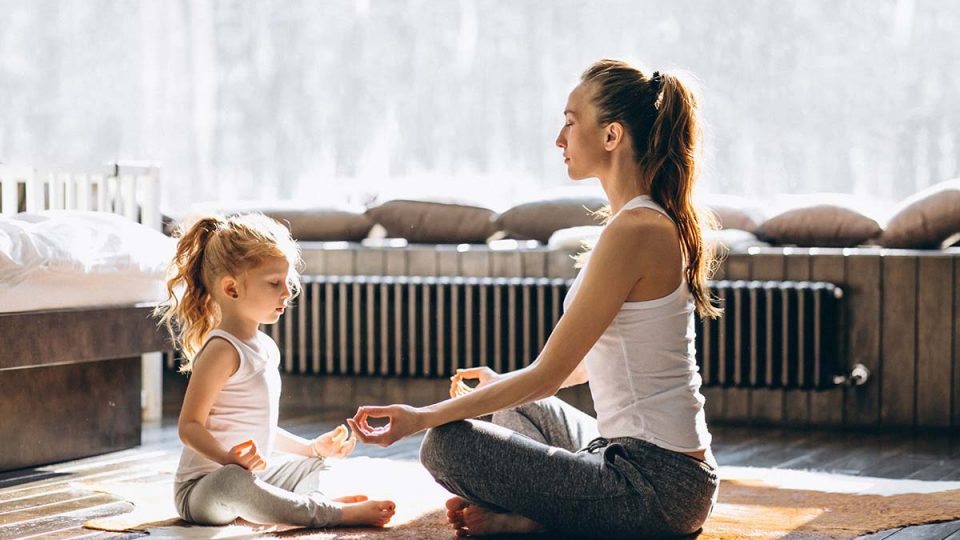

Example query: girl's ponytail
[155,216,225,371]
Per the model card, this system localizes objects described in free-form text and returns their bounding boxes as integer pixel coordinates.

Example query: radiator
[165,276,845,390]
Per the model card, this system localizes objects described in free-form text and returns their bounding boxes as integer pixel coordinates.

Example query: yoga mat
[83,460,960,539]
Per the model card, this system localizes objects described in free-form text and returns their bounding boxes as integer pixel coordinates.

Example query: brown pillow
[496,197,607,243]
[365,199,497,244]
[879,179,960,249]
[263,208,374,242]
[707,204,763,233]
[757,205,881,247]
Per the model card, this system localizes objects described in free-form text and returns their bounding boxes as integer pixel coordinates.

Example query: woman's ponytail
[581,60,722,318]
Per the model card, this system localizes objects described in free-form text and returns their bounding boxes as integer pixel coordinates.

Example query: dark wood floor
[3,414,960,539]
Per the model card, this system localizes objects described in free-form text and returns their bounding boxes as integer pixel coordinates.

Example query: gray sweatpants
[420,397,719,539]
[174,457,342,527]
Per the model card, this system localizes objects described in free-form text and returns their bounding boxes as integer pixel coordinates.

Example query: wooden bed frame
[0,163,169,471]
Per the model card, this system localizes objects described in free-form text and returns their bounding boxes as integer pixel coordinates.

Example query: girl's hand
[347,404,425,447]
[227,439,266,472]
[310,424,356,458]
[449,366,501,398]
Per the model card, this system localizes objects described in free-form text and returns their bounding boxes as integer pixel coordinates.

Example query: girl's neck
[217,315,260,343]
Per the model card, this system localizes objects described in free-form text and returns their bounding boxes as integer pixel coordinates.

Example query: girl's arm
[177,339,243,465]
[273,428,313,457]
[351,216,667,446]
[274,426,357,458]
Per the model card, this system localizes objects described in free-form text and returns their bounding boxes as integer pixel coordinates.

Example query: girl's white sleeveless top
[563,195,711,453]
[175,329,282,483]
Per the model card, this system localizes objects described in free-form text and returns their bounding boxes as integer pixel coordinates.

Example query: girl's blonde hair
[579,59,722,318]
[155,213,302,371]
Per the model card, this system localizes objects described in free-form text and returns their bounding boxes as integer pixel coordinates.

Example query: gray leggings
[174,457,342,527]
[420,397,719,539]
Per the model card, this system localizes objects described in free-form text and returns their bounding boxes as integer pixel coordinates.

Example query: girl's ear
[604,122,625,151]
[221,276,240,299]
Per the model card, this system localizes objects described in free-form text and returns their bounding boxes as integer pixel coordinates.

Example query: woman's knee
[419,421,474,474]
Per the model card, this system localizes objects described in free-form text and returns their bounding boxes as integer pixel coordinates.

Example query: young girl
[156,213,395,529]
[349,59,720,538]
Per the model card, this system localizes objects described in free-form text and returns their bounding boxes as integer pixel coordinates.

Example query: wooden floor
[2,416,960,539]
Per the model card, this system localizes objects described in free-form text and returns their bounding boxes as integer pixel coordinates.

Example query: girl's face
[556,83,608,180]
[237,257,292,325]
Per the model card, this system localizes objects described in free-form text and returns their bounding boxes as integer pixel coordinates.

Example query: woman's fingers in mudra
[347,406,395,447]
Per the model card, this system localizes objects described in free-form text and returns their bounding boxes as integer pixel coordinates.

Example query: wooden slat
[323,247,355,275]
[845,252,883,427]
[0,497,129,538]
[521,250,548,277]
[406,247,436,276]
[491,251,523,277]
[299,244,326,275]
[459,249,491,277]
[955,257,960,429]
[723,253,752,422]
[436,246,460,276]
[354,248,385,275]
[749,253,786,425]
[810,252,846,426]
[783,250,811,426]
[881,255,918,427]
[0,307,166,371]
[546,249,577,279]
[916,256,953,427]
[0,359,141,472]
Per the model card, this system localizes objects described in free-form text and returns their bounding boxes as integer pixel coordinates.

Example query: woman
[348,59,722,538]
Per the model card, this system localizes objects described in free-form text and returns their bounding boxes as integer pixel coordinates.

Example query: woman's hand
[347,404,426,447]
[227,439,266,472]
[310,424,356,458]
[449,366,501,398]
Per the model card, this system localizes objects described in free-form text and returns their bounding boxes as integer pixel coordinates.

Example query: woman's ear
[604,122,625,151]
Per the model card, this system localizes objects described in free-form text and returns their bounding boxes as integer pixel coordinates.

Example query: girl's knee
[215,464,257,490]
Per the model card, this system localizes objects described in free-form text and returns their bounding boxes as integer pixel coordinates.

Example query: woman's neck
[598,154,649,215]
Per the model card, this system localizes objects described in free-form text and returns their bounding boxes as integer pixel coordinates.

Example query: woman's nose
[555,132,566,148]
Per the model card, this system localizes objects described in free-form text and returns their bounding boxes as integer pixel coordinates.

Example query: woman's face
[556,83,608,180]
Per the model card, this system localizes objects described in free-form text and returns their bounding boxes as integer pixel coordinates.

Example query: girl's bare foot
[445,496,544,537]
[337,497,396,527]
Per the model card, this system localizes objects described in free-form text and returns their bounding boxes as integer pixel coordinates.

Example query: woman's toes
[446,496,470,511]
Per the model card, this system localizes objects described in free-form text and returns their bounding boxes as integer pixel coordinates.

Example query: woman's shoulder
[601,207,677,248]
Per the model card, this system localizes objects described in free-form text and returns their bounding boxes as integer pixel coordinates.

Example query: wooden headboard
[0,162,161,230]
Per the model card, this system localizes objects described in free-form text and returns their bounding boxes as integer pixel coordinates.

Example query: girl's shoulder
[193,335,242,377]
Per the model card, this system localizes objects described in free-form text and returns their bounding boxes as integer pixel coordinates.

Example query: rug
[82,459,960,539]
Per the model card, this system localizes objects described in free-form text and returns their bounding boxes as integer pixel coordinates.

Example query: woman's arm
[560,360,589,388]
[177,339,243,465]
[273,428,314,457]
[351,217,659,446]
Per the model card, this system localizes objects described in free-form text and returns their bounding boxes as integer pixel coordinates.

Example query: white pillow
[0,210,175,288]
[548,225,603,251]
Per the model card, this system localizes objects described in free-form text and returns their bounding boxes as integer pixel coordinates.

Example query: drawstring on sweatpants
[581,437,609,454]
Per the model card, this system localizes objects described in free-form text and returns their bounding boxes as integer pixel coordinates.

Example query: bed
[0,163,172,472]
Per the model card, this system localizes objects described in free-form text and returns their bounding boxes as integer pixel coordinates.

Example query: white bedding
[0,210,174,313]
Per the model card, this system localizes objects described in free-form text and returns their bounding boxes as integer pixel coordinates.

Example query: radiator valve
[833,363,870,387]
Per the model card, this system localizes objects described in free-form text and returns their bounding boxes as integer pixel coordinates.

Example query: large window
[1,1,957,213]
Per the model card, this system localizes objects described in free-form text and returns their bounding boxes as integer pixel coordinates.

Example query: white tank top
[175,329,282,483]
[563,195,712,453]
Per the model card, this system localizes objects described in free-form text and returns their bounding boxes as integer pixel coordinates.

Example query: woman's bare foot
[445,496,544,537]
[336,497,396,527]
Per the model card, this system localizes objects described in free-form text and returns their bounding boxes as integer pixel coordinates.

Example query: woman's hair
[155,213,302,371]
[581,59,722,318]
